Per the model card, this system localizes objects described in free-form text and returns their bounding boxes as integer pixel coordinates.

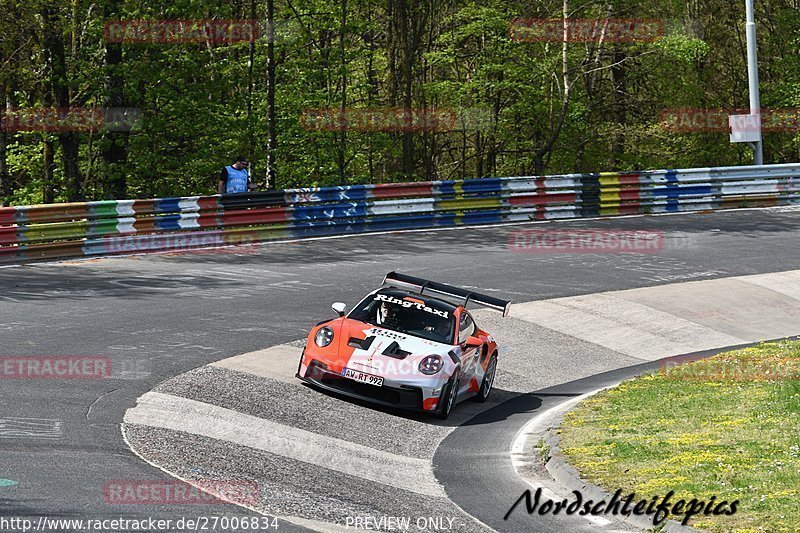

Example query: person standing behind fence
[218,155,255,194]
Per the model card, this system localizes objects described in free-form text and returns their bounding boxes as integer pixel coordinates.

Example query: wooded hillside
[1,0,798,204]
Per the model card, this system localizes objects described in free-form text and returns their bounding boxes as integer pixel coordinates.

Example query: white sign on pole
[729,114,762,143]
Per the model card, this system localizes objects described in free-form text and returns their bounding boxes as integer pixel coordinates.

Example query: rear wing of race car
[382,271,511,317]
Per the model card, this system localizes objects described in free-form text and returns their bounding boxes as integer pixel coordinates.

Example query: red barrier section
[0,207,16,226]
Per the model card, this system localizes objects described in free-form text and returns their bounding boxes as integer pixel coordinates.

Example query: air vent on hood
[348,336,375,350]
[382,341,411,359]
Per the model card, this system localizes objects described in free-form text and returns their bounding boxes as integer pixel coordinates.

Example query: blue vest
[225,165,249,193]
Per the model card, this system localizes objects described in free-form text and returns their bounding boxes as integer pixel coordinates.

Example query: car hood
[330,318,453,377]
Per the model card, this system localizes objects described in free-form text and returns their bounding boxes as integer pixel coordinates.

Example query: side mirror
[465,335,483,347]
[332,302,347,317]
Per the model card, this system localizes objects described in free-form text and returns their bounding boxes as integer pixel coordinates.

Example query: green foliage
[653,35,710,63]
[0,0,799,205]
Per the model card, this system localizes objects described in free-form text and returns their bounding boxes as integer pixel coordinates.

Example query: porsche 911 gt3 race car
[296,272,510,419]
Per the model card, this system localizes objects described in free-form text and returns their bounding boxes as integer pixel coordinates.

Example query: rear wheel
[436,371,460,420]
[473,354,497,403]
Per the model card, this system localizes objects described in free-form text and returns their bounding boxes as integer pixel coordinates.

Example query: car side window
[459,313,476,345]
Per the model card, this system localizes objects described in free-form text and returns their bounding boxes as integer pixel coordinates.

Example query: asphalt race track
[434,346,747,533]
[1,207,800,532]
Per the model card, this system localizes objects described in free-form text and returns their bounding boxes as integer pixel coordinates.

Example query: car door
[457,311,480,391]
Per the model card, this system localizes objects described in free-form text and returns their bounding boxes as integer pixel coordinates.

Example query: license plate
[341,367,384,387]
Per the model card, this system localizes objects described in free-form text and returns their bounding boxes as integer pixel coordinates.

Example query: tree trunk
[338,0,347,185]
[400,0,414,179]
[387,0,428,180]
[247,0,256,179]
[43,139,56,204]
[609,2,627,166]
[475,130,484,178]
[58,132,81,201]
[0,129,7,204]
[0,86,9,203]
[610,47,627,166]
[364,3,378,182]
[41,3,82,202]
[487,71,503,177]
[266,0,277,189]
[102,4,129,200]
[534,0,572,174]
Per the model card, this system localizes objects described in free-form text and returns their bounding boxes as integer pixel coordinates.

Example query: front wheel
[473,354,497,403]
[436,371,460,420]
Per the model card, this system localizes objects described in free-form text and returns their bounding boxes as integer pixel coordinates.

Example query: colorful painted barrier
[1,163,798,263]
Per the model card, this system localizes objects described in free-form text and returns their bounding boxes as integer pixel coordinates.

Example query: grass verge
[558,340,800,532]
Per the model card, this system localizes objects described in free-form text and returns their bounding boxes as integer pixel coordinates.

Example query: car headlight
[419,355,443,375]
[314,327,334,347]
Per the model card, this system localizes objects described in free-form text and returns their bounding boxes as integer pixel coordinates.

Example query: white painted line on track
[509,390,603,464]
[125,391,447,498]
[120,425,351,533]
[509,387,615,529]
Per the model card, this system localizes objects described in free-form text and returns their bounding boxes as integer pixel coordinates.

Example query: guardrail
[1,163,799,263]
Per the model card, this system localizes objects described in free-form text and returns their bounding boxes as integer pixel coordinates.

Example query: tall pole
[745,0,763,165]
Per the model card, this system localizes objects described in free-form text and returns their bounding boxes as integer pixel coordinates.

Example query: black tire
[473,354,497,403]
[436,371,460,420]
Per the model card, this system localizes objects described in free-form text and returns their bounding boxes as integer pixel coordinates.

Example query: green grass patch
[558,340,800,532]
[534,438,551,462]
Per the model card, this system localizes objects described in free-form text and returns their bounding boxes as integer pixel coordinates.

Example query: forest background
[1,0,798,205]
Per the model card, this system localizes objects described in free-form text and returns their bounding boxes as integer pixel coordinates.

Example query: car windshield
[348,292,455,344]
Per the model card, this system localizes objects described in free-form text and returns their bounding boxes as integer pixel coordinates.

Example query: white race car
[297,272,510,419]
